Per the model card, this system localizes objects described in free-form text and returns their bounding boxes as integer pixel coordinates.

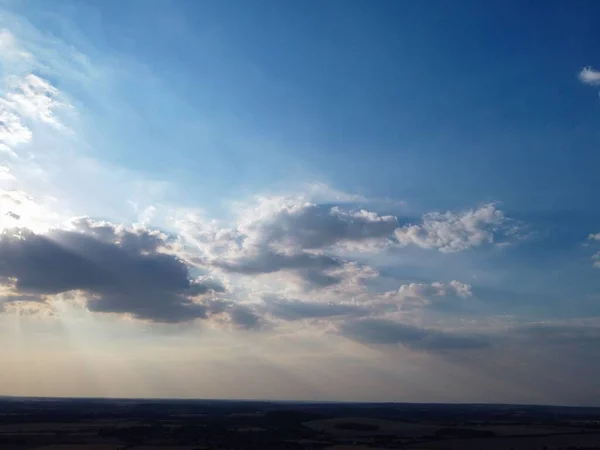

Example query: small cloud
[579,67,600,86]
[587,232,600,268]
[449,280,472,298]
[5,211,20,220]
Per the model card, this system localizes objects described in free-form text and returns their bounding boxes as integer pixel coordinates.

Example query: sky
[1,0,600,405]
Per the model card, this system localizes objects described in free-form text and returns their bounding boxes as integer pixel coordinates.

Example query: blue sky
[1,0,600,404]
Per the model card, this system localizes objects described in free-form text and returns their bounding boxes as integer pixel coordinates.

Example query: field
[420,433,600,450]
[305,417,440,437]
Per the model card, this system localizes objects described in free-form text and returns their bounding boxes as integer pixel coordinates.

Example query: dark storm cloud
[0,220,225,323]
[340,319,490,351]
[264,295,368,321]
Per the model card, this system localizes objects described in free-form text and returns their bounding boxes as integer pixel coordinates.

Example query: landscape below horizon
[2,396,600,450]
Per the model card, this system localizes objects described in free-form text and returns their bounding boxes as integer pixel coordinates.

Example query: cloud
[0,29,33,64]
[263,295,368,321]
[215,250,341,276]
[238,201,399,252]
[0,22,176,234]
[579,67,600,86]
[340,318,490,351]
[0,219,226,323]
[449,280,473,298]
[5,211,20,220]
[588,233,600,268]
[258,277,471,326]
[181,197,398,288]
[339,318,600,355]
[227,304,263,330]
[177,196,520,295]
[4,74,70,129]
[0,106,32,154]
[513,322,600,346]
[395,203,516,252]
[367,280,474,319]
[0,71,70,155]
[396,280,472,299]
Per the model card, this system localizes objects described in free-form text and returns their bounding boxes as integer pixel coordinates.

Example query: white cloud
[0,104,32,153]
[588,233,600,268]
[0,23,173,228]
[397,282,448,299]
[579,67,600,86]
[0,21,509,348]
[384,280,472,306]
[395,203,514,252]
[4,74,70,130]
[449,280,473,298]
[234,196,398,253]
[0,70,70,158]
[175,193,400,290]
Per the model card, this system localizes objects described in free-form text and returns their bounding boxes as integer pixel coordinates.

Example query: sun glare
[0,190,60,233]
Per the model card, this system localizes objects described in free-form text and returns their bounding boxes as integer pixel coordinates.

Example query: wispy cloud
[0,29,34,68]
[4,73,71,129]
[0,105,31,154]
[0,72,71,159]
